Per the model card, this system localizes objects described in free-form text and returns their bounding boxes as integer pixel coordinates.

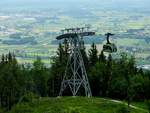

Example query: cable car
[103,33,117,53]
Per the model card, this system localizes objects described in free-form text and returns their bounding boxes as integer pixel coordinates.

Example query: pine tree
[88,43,98,66]
[105,54,113,96]
[57,43,64,63]
[1,54,5,63]
[63,38,69,57]
[128,55,137,75]
[48,42,69,96]
[32,57,48,97]
[99,50,106,63]
[119,53,134,109]
[0,53,25,110]
[80,41,89,70]
[143,74,150,113]
[8,52,13,62]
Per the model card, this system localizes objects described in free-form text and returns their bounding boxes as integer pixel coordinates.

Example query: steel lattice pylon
[56,27,95,97]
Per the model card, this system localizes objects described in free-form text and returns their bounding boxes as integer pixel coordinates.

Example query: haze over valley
[0,0,150,67]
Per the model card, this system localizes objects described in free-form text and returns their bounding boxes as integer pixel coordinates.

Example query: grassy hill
[9,97,148,113]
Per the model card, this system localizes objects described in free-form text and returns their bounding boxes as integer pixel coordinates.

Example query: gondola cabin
[102,33,117,53]
[103,43,117,53]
